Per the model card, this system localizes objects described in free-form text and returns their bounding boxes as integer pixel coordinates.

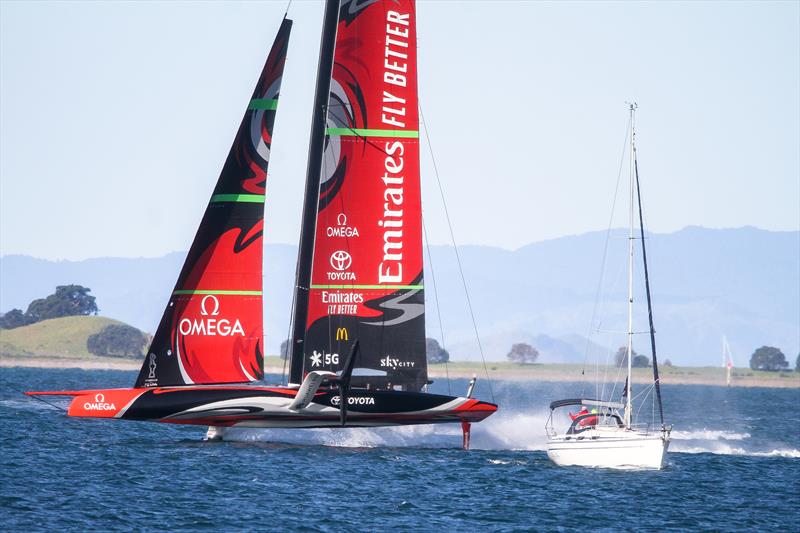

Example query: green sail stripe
[210,194,265,203]
[326,128,419,138]
[248,98,278,110]
[310,284,423,290]
[172,290,262,296]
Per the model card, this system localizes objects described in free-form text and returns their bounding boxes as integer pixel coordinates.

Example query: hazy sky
[1,0,798,260]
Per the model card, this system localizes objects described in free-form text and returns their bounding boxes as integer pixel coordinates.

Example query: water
[1,367,798,531]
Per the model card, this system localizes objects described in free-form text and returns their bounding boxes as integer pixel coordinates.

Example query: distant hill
[0,316,143,359]
[1,226,797,366]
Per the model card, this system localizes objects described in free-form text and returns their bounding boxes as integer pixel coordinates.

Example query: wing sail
[301,1,428,391]
[135,19,292,388]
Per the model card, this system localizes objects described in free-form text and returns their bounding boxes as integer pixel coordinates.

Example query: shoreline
[2,356,798,388]
[0,356,141,371]
[430,368,800,388]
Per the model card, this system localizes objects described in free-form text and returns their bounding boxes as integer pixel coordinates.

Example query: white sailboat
[545,104,671,469]
[723,335,735,386]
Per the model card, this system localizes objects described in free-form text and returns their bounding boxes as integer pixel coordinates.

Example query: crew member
[570,405,598,427]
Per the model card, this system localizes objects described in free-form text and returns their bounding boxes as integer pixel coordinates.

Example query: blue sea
[1,367,798,531]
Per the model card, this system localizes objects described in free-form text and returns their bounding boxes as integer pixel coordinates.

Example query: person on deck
[570,405,598,427]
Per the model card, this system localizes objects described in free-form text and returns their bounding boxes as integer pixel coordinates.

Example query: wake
[673,445,800,459]
[222,417,799,459]
[671,429,750,441]
[222,411,553,451]
[670,427,799,458]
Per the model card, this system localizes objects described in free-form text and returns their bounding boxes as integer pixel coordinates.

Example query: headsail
[293,0,427,391]
[135,19,292,388]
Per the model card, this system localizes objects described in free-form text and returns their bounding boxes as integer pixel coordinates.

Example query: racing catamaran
[28,0,496,447]
[545,105,671,468]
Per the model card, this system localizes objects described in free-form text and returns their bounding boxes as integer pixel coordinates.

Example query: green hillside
[0,316,142,358]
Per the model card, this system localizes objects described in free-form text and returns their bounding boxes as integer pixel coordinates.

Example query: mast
[633,115,665,427]
[288,0,340,385]
[722,336,726,369]
[723,335,733,386]
[625,103,635,428]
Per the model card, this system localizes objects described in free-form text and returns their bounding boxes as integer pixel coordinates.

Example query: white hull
[547,427,670,469]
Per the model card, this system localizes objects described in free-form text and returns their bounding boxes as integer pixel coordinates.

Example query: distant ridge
[1,227,797,366]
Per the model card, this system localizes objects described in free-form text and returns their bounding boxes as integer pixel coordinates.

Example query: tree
[507,342,539,364]
[796,353,799,373]
[25,285,98,324]
[615,346,650,368]
[87,325,147,358]
[0,309,31,329]
[662,359,673,367]
[426,338,450,364]
[749,346,788,371]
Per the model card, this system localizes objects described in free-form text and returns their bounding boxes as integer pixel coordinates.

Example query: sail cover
[135,19,292,388]
[302,0,427,390]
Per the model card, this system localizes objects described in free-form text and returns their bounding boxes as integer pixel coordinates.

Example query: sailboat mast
[288,0,341,385]
[625,103,636,429]
[634,113,665,427]
[723,335,733,386]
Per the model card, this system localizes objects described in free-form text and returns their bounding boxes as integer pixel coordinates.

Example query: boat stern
[453,398,498,422]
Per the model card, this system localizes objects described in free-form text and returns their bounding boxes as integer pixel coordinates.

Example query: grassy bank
[260,357,798,388]
[2,353,797,388]
[0,316,132,359]
[424,360,800,388]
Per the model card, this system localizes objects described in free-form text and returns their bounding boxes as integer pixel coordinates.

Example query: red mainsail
[301,1,427,390]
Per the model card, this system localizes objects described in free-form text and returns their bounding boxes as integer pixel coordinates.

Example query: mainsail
[135,19,292,388]
[291,0,427,391]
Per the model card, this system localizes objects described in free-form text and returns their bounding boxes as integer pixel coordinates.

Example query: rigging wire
[580,115,632,401]
[281,292,294,385]
[418,103,494,403]
[632,381,656,426]
[281,237,302,385]
[634,133,666,427]
[4,383,67,413]
[422,213,452,395]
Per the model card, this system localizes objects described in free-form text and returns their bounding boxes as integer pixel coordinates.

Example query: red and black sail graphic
[301,1,427,391]
[135,19,292,388]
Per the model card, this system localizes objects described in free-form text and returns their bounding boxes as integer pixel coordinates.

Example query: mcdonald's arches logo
[335,327,349,341]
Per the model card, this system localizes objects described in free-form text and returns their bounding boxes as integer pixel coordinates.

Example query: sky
[1,0,798,260]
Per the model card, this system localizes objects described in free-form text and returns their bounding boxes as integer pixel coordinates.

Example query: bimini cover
[549,398,624,410]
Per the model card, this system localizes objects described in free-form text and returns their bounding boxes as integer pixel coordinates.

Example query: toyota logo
[95,393,105,402]
[330,396,341,406]
[330,250,352,271]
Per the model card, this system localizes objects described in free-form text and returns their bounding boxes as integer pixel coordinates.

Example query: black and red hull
[27,386,497,429]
